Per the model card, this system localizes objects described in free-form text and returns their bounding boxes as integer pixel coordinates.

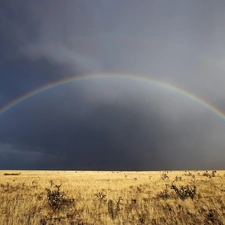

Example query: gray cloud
[1,78,225,170]
[0,0,225,170]
[0,141,62,169]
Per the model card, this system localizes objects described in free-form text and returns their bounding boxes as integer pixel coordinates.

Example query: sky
[0,0,225,170]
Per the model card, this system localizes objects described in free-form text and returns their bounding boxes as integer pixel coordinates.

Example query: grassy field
[0,170,225,224]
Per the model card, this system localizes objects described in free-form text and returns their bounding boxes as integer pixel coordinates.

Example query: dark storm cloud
[1,78,225,170]
[1,0,225,170]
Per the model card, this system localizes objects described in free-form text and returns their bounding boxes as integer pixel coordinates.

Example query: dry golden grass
[0,170,225,224]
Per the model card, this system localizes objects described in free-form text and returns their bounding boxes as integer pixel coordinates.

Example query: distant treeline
[4,172,21,176]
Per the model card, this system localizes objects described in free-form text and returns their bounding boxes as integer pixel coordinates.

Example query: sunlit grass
[0,170,224,224]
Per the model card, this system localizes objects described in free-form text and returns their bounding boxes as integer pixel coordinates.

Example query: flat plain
[0,170,225,224]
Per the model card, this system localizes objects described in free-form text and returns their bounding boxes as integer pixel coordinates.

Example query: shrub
[170,183,196,200]
[107,197,123,220]
[45,184,74,211]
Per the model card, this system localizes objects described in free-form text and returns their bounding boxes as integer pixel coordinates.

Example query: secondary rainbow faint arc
[0,73,225,122]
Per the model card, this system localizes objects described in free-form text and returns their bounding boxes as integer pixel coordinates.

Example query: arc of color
[0,73,225,122]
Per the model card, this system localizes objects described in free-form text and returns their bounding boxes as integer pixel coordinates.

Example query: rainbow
[0,73,225,122]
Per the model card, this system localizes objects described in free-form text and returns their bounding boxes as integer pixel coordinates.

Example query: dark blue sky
[1,0,225,170]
